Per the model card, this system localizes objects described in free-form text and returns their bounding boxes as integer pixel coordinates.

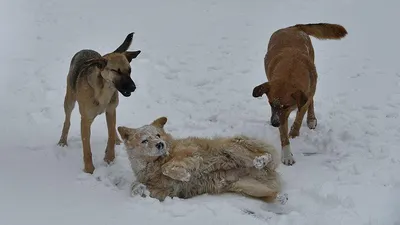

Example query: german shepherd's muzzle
[115,75,136,97]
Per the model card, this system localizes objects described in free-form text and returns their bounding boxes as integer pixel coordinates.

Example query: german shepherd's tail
[292,23,347,40]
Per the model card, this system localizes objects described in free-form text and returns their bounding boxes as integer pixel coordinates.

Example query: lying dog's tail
[292,23,347,40]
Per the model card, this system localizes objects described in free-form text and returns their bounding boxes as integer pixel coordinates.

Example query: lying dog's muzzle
[115,77,136,97]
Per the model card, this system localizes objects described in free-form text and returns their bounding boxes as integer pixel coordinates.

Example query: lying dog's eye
[141,140,148,144]
[156,134,161,138]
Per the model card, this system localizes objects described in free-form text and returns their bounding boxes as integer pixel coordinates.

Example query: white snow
[1,0,400,224]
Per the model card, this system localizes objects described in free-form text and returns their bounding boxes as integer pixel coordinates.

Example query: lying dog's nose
[156,142,164,150]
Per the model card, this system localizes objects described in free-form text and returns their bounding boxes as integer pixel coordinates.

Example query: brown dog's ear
[117,126,134,141]
[252,82,270,98]
[291,90,308,110]
[151,117,168,128]
[114,32,134,53]
[124,50,141,62]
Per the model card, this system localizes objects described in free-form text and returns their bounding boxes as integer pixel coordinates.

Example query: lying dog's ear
[291,90,308,110]
[124,51,141,62]
[117,126,134,141]
[114,32,134,53]
[252,82,270,98]
[151,117,168,128]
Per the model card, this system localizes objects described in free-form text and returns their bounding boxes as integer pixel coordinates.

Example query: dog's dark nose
[271,120,280,127]
[129,83,136,92]
[156,142,164,150]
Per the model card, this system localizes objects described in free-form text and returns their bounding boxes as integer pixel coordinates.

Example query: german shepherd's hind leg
[307,99,317,129]
[58,88,76,147]
[104,108,117,164]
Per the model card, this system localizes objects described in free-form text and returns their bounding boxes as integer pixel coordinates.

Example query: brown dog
[252,23,347,166]
[57,33,141,174]
[118,117,286,203]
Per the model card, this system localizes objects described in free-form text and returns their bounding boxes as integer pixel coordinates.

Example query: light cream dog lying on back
[118,117,287,203]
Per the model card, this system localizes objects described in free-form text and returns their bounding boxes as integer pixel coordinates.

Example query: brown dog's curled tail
[293,23,347,40]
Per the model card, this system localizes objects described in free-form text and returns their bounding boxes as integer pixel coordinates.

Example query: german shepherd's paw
[131,182,149,198]
[57,139,68,147]
[162,165,191,182]
[253,154,272,169]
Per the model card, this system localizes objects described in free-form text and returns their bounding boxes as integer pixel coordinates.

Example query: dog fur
[57,33,141,174]
[252,23,347,165]
[118,117,283,203]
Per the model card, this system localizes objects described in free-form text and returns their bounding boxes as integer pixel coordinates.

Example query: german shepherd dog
[252,23,347,166]
[58,33,141,174]
[118,117,287,204]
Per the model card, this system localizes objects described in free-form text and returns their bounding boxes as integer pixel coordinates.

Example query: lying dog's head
[252,80,308,128]
[99,33,141,97]
[118,117,171,161]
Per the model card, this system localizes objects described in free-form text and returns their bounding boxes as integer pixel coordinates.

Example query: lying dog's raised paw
[162,165,191,182]
[253,154,272,169]
[276,193,288,205]
[131,182,149,197]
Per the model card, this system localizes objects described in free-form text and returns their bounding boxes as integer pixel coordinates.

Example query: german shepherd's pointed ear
[117,126,135,141]
[291,90,308,110]
[81,57,108,71]
[124,50,141,62]
[252,82,270,98]
[151,117,168,128]
[114,32,134,53]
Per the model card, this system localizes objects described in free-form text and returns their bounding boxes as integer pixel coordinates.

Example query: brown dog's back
[265,23,347,80]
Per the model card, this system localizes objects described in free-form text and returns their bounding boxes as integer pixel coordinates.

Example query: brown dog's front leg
[104,108,117,164]
[81,116,95,173]
[289,101,311,138]
[279,112,295,166]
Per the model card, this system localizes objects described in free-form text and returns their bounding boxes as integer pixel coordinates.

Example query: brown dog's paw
[289,127,300,138]
[307,118,317,129]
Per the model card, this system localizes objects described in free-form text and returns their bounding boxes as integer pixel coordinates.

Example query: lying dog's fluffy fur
[118,117,285,203]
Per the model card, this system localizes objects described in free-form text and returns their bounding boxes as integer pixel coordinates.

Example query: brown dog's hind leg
[104,108,117,164]
[306,99,317,129]
[58,88,76,147]
[81,116,95,174]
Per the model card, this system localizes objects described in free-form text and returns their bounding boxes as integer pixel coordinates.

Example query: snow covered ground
[1,0,400,224]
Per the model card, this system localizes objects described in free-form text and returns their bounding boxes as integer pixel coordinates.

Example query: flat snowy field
[1,0,399,224]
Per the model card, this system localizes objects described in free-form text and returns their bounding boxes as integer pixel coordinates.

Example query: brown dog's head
[99,32,141,97]
[252,81,308,127]
[118,117,172,162]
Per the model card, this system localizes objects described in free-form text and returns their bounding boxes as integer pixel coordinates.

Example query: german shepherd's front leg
[104,108,117,164]
[81,116,95,173]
